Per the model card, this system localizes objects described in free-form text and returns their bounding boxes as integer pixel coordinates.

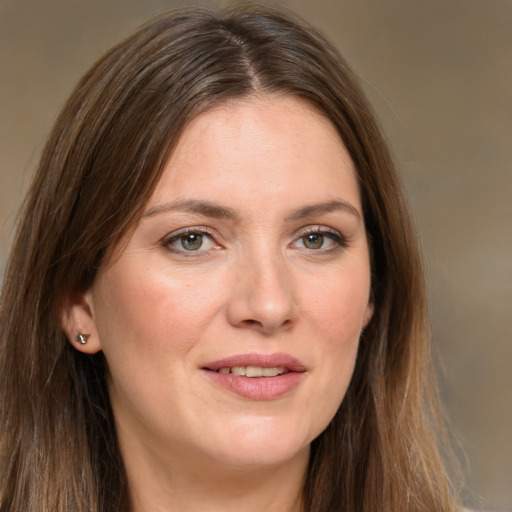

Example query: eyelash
[162,226,348,256]
[162,227,217,256]
[292,227,348,254]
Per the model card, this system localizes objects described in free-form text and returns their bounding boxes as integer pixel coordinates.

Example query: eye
[164,228,216,253]
[292,227,347,252]
[302,233,326,250]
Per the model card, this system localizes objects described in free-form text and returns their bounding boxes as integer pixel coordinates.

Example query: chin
[211,442,309,471]
[199,418,312,469]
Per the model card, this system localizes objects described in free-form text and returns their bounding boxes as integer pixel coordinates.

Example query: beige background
[1,1,511,510]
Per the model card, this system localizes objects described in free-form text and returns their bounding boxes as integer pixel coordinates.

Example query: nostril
[242,319,262,327]
[237,317,295,335]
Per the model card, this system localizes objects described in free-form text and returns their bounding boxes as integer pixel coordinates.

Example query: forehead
[148,95,361,214]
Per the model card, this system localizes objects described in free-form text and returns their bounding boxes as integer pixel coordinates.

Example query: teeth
[217,366,288,377]
[262,367,280,377]
[246,366,263,377]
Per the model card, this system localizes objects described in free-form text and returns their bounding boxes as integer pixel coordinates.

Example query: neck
[120,434,309,512]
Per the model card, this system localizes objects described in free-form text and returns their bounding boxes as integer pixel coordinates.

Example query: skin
[63,95,373,512]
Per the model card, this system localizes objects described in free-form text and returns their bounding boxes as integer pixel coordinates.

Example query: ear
[60,289,102,354]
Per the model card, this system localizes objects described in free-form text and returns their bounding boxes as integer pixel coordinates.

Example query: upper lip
[202,352,307,372]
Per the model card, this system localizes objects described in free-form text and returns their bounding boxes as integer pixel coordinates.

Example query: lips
[217,365,288,377]
[202,353,306,400]
[203,352,306,373]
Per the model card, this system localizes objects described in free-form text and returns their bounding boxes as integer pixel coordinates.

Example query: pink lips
[202,352,307,400]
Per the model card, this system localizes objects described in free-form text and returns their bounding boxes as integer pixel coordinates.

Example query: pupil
[182,233,202,250]
[305,234,323,249]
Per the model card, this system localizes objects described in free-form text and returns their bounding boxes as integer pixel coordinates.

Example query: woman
[0,5,462,512]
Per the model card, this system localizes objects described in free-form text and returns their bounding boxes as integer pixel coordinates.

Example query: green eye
[292,227,347,253]
[178,233,204,251]
[302,233,324,249]
[165,229,215,253]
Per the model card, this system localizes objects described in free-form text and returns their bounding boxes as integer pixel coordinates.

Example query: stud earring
[74,333,90,345]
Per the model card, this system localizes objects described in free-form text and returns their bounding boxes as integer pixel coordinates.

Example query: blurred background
[1,1,510,509]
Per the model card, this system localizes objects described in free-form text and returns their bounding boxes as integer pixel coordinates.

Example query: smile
[202,353,306,400]
[216,366,289,377]
[203,352,306,374]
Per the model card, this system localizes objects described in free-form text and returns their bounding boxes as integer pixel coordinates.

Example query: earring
[74,333,90,345]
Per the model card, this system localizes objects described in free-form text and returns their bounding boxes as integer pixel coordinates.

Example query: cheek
[90,263,228,430]
[306,265,371,343]
[93,263,223,359]
[302,266,371,416]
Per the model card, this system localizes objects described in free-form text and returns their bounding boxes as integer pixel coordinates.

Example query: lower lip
[203,370,305,400]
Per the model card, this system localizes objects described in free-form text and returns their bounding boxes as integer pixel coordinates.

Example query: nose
[226,252,299,334]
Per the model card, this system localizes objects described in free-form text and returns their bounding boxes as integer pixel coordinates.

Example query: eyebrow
[285,200,362,222]
[143,198,361,222]
[143,199,239,220]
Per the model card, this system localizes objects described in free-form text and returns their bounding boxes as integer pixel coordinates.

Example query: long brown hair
[0,6,460,511]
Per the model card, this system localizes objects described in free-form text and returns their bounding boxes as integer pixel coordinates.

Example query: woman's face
[72,96,373,471]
